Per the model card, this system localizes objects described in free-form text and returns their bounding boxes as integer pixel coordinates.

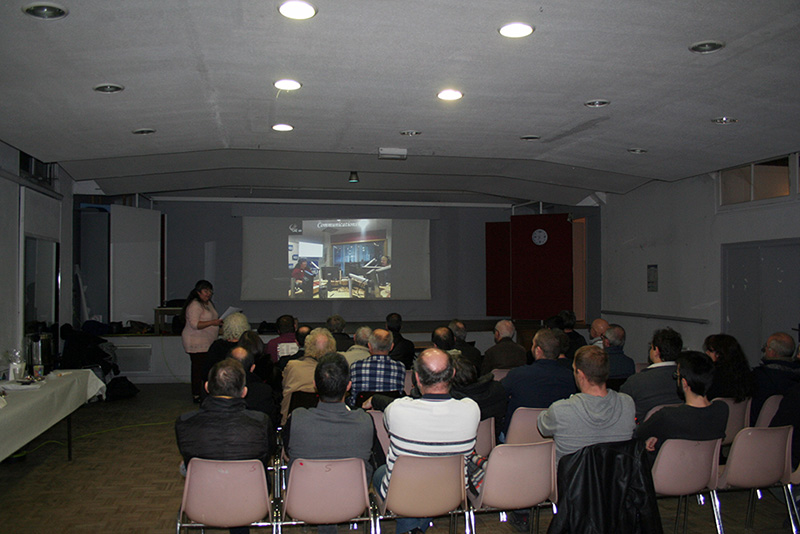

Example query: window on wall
[720,154,794,206]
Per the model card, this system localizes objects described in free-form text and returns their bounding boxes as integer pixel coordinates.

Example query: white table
[0,370,106,462]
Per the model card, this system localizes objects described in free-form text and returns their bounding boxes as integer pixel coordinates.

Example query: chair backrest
[505,407,548,444]
[755,394,784,427]
[491,368,510,381]
[651,438,721,495]
[643,403,681,422]
[720,425,793,489]
[181,458,270,527]
[475,441,555,510]
[289,391,319,414]
[368,410,390,456]
[712,397,752,445]
[475,417,496,457]
[283,458,370,524]
[382,455,466,518]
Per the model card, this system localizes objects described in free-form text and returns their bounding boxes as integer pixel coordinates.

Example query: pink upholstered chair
[711,397,752,445]
[475,417,496,457]
[505,407,548,445]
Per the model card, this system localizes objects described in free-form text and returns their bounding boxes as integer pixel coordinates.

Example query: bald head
[494,319,515,341]
[766,332,796,359]
[229,346,255,373]
[414,348,454,393]
[368,328,394,355]
[590,318,610,339]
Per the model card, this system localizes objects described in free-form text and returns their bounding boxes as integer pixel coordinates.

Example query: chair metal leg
[532,505,541,534]
[784,484,799,534]
[710,490,725,534]
[745,488,756,528]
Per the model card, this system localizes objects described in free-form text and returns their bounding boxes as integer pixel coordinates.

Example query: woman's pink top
[181,300,219,353]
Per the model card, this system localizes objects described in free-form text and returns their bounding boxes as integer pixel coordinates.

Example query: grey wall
[0,178,20,353]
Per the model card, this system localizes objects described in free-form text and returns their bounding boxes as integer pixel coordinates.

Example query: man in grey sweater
[538,345,636,462]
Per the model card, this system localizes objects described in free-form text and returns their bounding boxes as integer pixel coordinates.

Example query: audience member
[265,314,299,363]
[342,326,372,365]
[326,314,354,352]
[501,329,577,436]
[620,327,683,422]
[280,327,336,423]
[229,345,278,429]
[451,354,507,427]
[386,312,416,369]
[276,324,311,374]
[431,326,459,354]
[348,328,405,407]
[481,319,526,375]
[588,318,609,347]
[559,310,587,360]
[635,351,728,461]
[449,319,483,371]
[372,348,480,534]
[538,345,635,462]
[751,332,799,424]
[203,312,251,386]
[603,323,635,383]
[703,333,755,402]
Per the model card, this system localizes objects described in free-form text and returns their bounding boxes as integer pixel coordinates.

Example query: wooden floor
[0,383,794,533]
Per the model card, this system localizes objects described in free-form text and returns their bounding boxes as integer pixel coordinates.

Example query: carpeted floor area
[0,383,794,533]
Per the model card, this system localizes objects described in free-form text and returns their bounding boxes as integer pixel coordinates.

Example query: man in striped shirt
[372,348,480,534]
[348,328,405,407]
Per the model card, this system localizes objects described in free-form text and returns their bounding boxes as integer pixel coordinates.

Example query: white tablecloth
[0,370,106,461]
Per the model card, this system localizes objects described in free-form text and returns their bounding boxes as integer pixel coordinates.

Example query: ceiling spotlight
[689,40,725,54]
[272,123,294,131]
[274,79,302,91]
[132,128,156,135]
[400,130,422,136]
[93,83,125,93]
[348,171,359,183]
[279,1,316,20]
[584,99,609,108]
[627,147,648,154]
[711,116,738,124]
[22,2,68,19]
[438,89,463,101]
[520,135,541,141]
[499,22,534,38]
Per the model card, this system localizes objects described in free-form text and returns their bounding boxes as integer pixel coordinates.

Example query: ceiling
[2,0,799,206]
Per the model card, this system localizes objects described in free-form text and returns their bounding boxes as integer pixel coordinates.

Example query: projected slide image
[288,219,392,299]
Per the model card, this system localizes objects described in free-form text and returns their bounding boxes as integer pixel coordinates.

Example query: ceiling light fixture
[438,89,463,101]
[584,99,609,108]
[279,1,316,20]
[22,2,68,20]
[711,116,738,124]
[520,135,541,141]
[348,171,359,183]
[499,22,534,38]
[93,83,125,93]
[689,40,725,54]
[274,79,302,91]
[400,130,422,136]
[272,123,294,131]
[627,147,648,154]
[132,128,156,135]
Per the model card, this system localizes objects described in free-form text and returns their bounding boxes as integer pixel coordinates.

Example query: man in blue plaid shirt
[348,328,406,407]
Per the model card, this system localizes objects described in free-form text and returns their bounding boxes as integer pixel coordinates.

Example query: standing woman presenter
[181,280,222,402]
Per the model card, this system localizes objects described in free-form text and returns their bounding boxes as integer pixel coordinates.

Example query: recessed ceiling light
[132,128,156,135]
[272,123,294,132]
[627,148,648,154]
[584,99,609,108]
[689,40,726,54]
[438,89,463,101]
[22,2,68,20]
[520,135,541,141]
[400,130,422,136]
[93,83,125,93]
[279,1,316,20]
[274,79,302,91]
[711,116,738,124]
[499,22,534,38]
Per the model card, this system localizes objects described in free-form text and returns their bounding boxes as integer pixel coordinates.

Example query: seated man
[538,345,636,462]
[386,312,416,369]
[603,323,635,383]
[341,326,372,366]
[449,319,483,372]
[750,331,799,424]
[175,359,272,534]
[348,328,405,407]
[284,352,376,534]
[266,314,299,363]
[635,350,728,461]
[281,327,337,424]
[480,319,526,375]
[229,345,279,429]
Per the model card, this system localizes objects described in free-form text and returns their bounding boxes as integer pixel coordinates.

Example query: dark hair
[276,314,295,334]
[326,314,346,333]
[651,327,683,362]
[295,324,312,346]
[676,351,715,397]
[534,328,561,360]
[558,310,577,330]
[431,327,455,351]
[314,352,350,402]
[386,312,402,332]
[544,315,565,330]
[703,333,754,402]
[414,349,455,387]
[574,345,609,385]
[238,330,264,357]
[207,359,245,397]
[451,354,477,388]
[448,319,467,341]
[182,280,213,315]
[294,258,308,269]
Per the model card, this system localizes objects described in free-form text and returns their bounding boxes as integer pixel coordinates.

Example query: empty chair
[711,397,751,445]
[368,410,390,456]
[177,458,273,532]
[375,455,470,534]
[505,407,548,444]
[755,394,784,427]
[712,425,795,532]
[282,458,373,533]
[475,417,496,457]
[469,441,556,534]
[651,439,721,534]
